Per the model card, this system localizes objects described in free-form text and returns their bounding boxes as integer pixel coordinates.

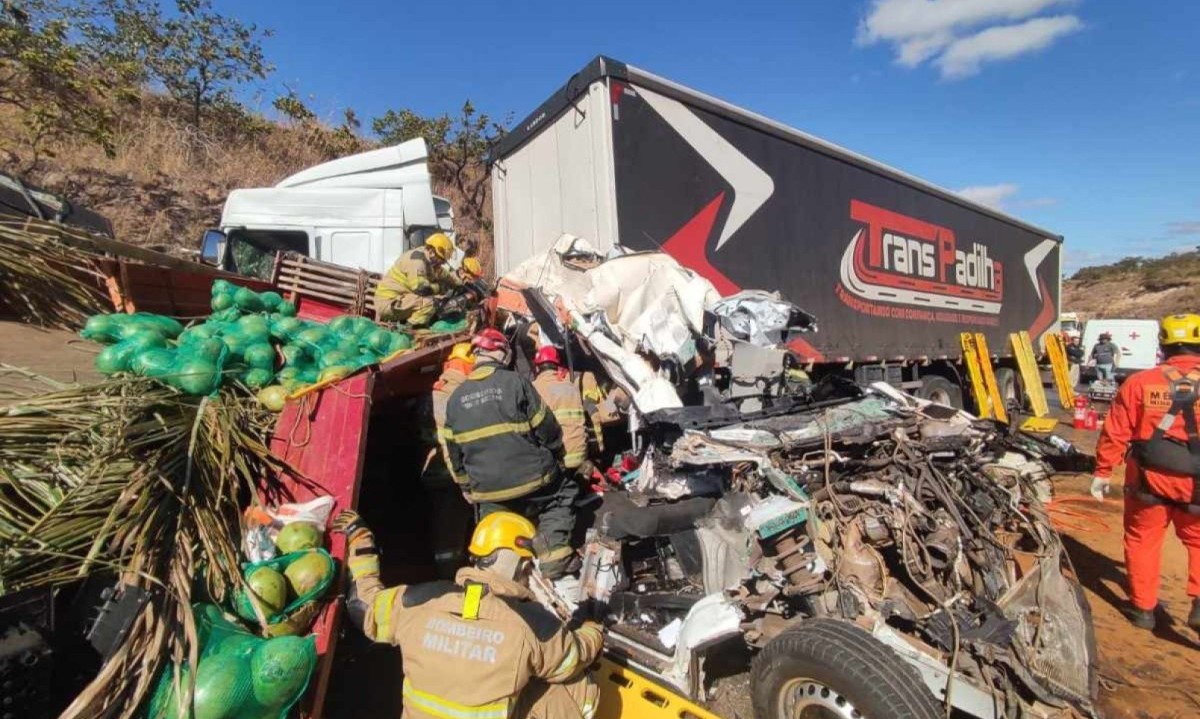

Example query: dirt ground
[2,322,1196,717]
[1052,419,1200,719]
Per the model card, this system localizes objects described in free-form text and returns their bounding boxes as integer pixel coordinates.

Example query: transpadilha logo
[837,199,1004,325]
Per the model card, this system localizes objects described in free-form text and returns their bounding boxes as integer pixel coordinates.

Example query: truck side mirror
[200,229,226,266]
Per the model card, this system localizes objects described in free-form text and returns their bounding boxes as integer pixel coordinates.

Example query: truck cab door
[316,228,380,272]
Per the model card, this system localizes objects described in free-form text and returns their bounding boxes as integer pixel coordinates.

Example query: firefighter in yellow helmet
[422,341,477,577]
[333,508,604,719]
[375,233,459,328]
[459,256,484,283]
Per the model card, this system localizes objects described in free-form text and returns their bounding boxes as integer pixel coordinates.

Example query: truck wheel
[994,367,1021,411]
[751,619,942,719]
[916,375,961,408]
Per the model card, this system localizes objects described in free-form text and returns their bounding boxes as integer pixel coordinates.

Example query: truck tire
[751,619,942,719]
[994,367,1021,412]
[916,375,961,409]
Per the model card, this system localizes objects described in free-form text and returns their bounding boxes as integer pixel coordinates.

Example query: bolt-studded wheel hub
[778,678,862,719]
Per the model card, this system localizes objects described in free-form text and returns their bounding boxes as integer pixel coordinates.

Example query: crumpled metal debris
[710,289,818,347]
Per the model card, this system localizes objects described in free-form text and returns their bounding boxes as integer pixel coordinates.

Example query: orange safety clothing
[1096,354,1200,610]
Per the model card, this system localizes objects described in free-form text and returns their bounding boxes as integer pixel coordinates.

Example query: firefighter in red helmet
[443,329,580,578]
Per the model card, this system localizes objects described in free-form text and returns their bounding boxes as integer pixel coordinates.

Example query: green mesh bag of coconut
[232,550,335,633]
[144,604,317,719]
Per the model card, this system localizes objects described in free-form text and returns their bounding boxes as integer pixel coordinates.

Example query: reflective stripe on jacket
[350,564,603,719]
[445,364,564,502]
[377,247,458,302]
[433,359,473,482]
[533,369,588,469]
[1095,355,1200,504]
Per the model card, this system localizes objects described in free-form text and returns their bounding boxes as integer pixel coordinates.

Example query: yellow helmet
[468,512,535,559]
[1160,313,1200,346]
[461,256,483,279]
[424,233,455,261]
[448,342,475,363]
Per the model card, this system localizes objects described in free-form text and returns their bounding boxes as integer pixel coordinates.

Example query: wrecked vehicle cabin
[495,239,1099,719]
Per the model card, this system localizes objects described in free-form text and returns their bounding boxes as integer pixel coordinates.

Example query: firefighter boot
[1125,604,1156,631]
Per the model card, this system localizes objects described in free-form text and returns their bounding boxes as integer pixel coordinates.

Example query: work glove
[1090,476,1111,501]
[333,510,379,582]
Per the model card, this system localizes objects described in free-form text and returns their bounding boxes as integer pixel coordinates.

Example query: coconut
[352,353,378,369]
[257,385,289,412]
[328,315,355,334]
[178,324,219,345]
[270,316,304,341]
[211,279,234,297]
[260,291,283,311]
[276,522,322,554]
[243,343,276,371]
[243,566,288,615]
[249,636,315,709]
[295,327,329,348]
[190,338,227,364]
[283,551,332,598]
[233,287,264,312]
[122,329,168,353]
[192,654,253,719]
[172,359,220,395]
[277,300,297,317]
[130,348,177,377]
[94,342,138,375]
[348,316,377,336]
[211,292,235,312]
[208,307,242,324]
[364,329,393,355]
[82,314,119,343]
[279,344,307,366]
[318,350,351,369]
[388,332,413,353]
[242,368,274,389]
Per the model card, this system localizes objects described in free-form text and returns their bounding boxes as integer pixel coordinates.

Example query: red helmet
[471,328,508,352]
[533,345,561,367]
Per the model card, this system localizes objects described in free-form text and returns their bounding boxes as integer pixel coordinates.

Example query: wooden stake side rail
[273,252,382,317]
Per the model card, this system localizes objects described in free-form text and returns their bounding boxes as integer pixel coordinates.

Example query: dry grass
[1,96,494,261]
[1064,251,1200,320]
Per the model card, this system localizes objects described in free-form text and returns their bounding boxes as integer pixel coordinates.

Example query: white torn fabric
[570,310,683,412]
[504,233,597,301]
[585,254,719,359]
[504,241,720,413]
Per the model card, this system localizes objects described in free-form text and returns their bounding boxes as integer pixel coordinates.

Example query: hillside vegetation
[1,1,499,263]
[1063,250,1200,319]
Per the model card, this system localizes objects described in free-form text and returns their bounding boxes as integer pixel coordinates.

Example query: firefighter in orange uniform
[1093,313,1200,631]
[333,509,603,718]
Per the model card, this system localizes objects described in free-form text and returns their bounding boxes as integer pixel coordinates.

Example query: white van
[1081,319,1161,380]
[200,139,453,279]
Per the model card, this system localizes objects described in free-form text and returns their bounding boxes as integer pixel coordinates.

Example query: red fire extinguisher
[1073,395,1090,429]
[1084,407,1099,431]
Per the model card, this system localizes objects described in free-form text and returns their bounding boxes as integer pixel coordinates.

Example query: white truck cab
[201,139,453,279]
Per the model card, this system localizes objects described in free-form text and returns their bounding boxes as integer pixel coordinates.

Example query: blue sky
[224,0,1199,275]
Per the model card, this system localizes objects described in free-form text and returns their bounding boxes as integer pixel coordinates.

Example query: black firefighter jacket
[444,362,564,502]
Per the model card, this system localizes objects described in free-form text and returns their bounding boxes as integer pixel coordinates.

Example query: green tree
[373,101,506,232]
[97,0,272,126]
[0,0,130,166]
